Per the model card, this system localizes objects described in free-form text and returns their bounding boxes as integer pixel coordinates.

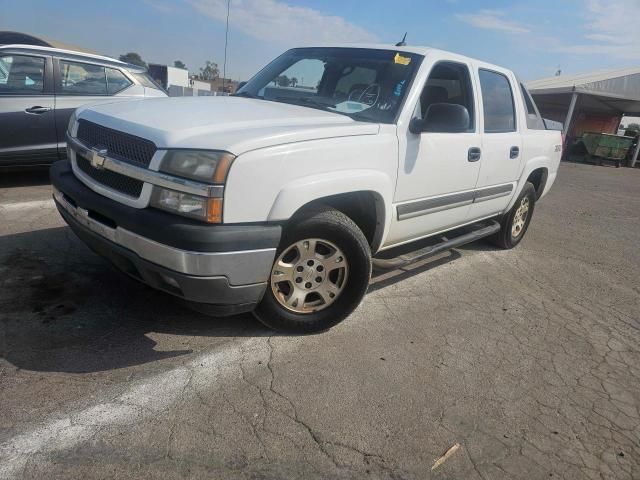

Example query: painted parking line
[0,337,271,479]
[0,199,55,212]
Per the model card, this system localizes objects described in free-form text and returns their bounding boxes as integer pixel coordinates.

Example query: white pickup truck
[51,44,562,333]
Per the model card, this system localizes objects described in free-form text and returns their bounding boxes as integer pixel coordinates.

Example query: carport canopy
[527,67,640,166]
[527,67,640,115]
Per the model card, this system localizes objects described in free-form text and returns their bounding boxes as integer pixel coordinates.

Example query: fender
[506,156,552,211]
[268,169,394,249]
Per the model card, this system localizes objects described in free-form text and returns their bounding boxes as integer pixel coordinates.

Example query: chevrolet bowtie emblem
[90,148,108,169]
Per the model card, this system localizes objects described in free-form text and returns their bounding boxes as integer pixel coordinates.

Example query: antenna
[396,33,407,47]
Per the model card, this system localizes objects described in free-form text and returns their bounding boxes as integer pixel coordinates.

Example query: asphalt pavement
[0,162,638,479]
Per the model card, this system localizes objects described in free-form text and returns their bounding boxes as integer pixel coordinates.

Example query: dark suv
[0,44,166,167]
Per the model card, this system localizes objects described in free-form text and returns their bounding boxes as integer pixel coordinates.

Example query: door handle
[510,146,520,159]
[25,106,51,114]
[468,147,481,162]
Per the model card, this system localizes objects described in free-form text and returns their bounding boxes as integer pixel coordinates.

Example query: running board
[372,220,501,270]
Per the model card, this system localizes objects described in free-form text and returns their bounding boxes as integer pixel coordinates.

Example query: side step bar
[372,220,501,270]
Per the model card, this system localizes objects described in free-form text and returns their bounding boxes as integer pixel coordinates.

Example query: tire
[491,182,536,249]
[254,206,371,334]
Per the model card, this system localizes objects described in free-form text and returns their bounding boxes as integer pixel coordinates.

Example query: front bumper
[51,160,281,315]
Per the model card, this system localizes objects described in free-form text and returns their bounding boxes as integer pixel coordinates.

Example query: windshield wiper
[274,96,337,109]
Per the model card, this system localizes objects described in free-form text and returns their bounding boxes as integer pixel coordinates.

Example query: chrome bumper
[53,187,275,286]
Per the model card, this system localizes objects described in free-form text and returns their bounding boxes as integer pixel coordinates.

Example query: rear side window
[60,60,107,95]
[106,68,132,94]
[0,55,45,94]
[479,69,516,133]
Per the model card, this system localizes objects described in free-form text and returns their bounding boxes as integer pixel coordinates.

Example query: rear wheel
[254,206,371,333]
[492,182,536,249]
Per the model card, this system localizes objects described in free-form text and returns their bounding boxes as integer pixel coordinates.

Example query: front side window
[237,47,423,124]
[0,55,45,94]
[60,61,107,95]
[419,61,475,131]
[479,69,516,133]
[106,68,132,94]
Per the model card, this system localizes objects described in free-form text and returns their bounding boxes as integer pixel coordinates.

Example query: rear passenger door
[470,68,523,219]
[53,59,133,157]
[0,53,57,165]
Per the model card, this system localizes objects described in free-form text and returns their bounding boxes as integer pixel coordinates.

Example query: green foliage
[119,52,146,68]
[173,60,186,70]
[199,61,219,81]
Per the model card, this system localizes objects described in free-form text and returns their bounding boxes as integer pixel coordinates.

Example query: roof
[291,43,514,72]
[527,67,640,101]
[0,44,145,71]
[0,31,97,54]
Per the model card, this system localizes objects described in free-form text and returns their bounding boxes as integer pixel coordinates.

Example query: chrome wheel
[270,238,349,314]
[511,197,530,238]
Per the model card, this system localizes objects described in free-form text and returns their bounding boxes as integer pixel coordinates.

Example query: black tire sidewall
[501,183,536,248]
[254,208,371,333]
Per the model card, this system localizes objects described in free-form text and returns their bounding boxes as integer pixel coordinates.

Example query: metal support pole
[563,92,579,136]
[630,139,640,168]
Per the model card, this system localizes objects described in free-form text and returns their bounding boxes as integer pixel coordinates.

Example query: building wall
[571,112,621,137]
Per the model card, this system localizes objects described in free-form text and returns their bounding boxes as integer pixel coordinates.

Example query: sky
[2,0,640,83]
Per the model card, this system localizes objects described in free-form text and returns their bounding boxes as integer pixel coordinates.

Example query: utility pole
[222,0,230,93]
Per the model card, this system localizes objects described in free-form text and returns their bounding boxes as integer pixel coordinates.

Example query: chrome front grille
[76,155,144,198]
[77,119,156,167]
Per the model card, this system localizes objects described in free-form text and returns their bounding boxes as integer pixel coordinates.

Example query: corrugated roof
[527,67,640,101]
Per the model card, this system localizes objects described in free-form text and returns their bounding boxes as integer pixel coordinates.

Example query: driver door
[386,60,481,247]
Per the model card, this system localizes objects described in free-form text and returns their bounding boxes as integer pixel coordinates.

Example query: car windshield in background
[237,47,423,123]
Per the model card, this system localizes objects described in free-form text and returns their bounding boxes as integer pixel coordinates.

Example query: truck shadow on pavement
[0,225,492,374]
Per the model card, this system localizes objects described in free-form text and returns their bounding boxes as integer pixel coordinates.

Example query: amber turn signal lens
[207,198,223,223]
[213,154,235,184]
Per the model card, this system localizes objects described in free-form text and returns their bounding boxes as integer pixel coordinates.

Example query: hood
[78,96,380,154]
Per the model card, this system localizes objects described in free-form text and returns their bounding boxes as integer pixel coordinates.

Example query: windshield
[237,47,423,124]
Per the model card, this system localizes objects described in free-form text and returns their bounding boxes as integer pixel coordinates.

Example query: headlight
[150,188,223,223]
[160,150,235,183]
[67,109,78,136]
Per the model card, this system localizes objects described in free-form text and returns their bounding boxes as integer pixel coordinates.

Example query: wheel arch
[267,170,393,253]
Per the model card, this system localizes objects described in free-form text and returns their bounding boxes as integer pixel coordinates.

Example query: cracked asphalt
[0,162,639,479]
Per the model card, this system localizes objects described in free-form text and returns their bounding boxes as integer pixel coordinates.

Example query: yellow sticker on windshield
[394,53,411,66]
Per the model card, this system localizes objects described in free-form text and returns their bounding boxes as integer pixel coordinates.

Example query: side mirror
[409,103,470,134]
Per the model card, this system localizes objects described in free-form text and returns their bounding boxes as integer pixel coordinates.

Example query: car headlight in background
[67,109,78,136]
[159,150,235,183]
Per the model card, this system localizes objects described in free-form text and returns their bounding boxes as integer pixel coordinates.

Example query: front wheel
[254,206,371,333]
[491,182,536,249]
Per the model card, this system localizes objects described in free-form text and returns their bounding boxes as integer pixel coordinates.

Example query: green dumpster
[581,132,634,168]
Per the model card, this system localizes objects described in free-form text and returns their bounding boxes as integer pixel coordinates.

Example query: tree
[174,60,186,70]
[626,123,640,132]
[290,77,298,87]
[198,61,219,81]
[276,75,290,87]
[119,52,146,68]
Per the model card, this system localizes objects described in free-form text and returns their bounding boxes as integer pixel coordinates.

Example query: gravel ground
[0,162,638,479]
